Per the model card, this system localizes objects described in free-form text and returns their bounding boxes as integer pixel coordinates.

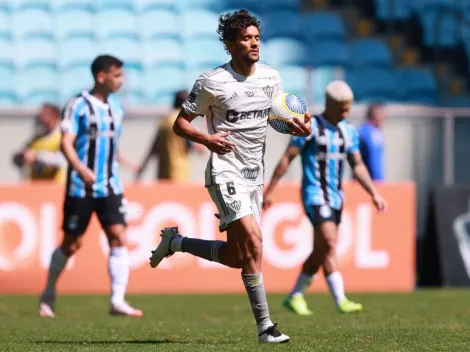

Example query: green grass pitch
[1,290,469,351]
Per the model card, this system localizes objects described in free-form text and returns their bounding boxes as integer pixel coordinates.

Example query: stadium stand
[1,0,468,106]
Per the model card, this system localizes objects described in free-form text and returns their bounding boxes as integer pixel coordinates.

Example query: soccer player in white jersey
[264,81,387,315]
[149,9,311,344]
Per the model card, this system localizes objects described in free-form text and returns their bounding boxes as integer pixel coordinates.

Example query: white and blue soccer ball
[268,93,308,134]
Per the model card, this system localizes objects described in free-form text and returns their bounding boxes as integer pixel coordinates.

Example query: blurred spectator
[12,103,66,183]
[358,103,386,181]
[136,90,205,182]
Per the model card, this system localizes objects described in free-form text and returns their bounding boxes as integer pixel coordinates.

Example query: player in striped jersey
[39,55,142,318]
[264,81,387,315]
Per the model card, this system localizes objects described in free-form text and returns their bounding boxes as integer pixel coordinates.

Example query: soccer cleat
[149,227,182,268]
[337,298,363,314]
[283,294,313,316]
[39,292,56,318]
[109,301,144,317]
[258,323,290,344]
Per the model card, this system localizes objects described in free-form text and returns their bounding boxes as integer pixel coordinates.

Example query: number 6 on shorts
[227,182,236,195]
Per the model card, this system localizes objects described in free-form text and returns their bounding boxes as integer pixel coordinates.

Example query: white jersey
[182,62,283,186]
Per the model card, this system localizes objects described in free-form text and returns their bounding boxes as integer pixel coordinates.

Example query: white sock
[108,246,129,306]
[170,236,183,252]
[289,272,315,298]
[325,272,346,305]
[44,247,68,296]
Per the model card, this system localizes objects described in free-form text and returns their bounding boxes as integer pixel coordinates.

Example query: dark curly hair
[217,9,261,51]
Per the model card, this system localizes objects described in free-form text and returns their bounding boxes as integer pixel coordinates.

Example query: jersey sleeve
[347,124,360,154]
[60,98,82,135]
[274,70,283,98]
[182,76,216,116]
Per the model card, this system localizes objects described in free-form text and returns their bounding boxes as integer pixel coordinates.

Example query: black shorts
[62,194,127,236]
[305,205,342,227]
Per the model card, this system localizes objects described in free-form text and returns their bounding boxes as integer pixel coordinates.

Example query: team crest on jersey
[87,125,98,140]
[241,166,260,180]
[228,92,240,102]
[263,85,275,99]
[230,200,242,212]
[245,90,255,97]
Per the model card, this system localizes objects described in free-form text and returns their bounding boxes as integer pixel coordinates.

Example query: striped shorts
[207,181,263,232]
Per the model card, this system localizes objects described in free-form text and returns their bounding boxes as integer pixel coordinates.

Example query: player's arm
[347,151,387,212]
[60,101,95,185]
[117,152,138,172]
[263,144,301,209]
[173,77,235,155]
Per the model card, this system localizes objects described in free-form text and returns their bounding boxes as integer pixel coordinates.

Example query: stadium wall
[2,104,469,237]
[0,182,415,294]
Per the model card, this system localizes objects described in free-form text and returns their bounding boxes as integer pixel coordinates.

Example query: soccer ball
[268,93,308,134]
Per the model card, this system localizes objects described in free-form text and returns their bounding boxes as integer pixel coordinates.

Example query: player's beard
[243,52,259,65]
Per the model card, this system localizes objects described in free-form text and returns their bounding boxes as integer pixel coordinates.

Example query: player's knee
[324,239,336,257]
[104,225,126,247]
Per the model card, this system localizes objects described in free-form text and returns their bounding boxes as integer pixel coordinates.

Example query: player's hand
[77,165,96,186]
[287,113,312,137]
[263,191,274,210]
[372,193,387,213]
[204,131,236,155]
[23,149,37,165]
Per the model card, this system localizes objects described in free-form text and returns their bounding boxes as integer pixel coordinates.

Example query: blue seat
[56,9,94,40]
[266,38,309,67]
[184,39,229,70]
[12,0,52,10]
[348,68,397,102]
[138,9,179,40]
[0,8,11,39]
[412,0,456,10]
[16,66,59,102]
[0,65,14,91]
[102,37,142,69]
[0,92,19,106]
[144,65,186,103]
[96,8,137,40]
[60,66,94,99]
[302,12,346,44]
[94,0,133,11]
[349,39,393,69]
[418,7,458,47]
[0,39,13,67]
[308,41,349,68]
[263,11,302,40]
[16,38,56,68]
[12,8,53,39]
[221,1,263,14]
[396,68,438,103]
[310,67,342,104]
[54,0,94,11]
[134,0,176,12]
[263,0,301,11]
[177,0,220,11]
[123,65,142,92]
[143,39,184,68]
[58,37,98,68]
[375,0,411,21]
[181,10,219,40]
[23,91,61,106]
[277,65,308,98]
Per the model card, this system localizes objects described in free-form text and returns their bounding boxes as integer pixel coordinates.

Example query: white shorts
[207,181,263,232]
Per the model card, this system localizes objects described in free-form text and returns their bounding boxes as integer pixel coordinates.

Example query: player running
[264,81,387,316]
[39,55,143,318]
[149,10,311,344]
